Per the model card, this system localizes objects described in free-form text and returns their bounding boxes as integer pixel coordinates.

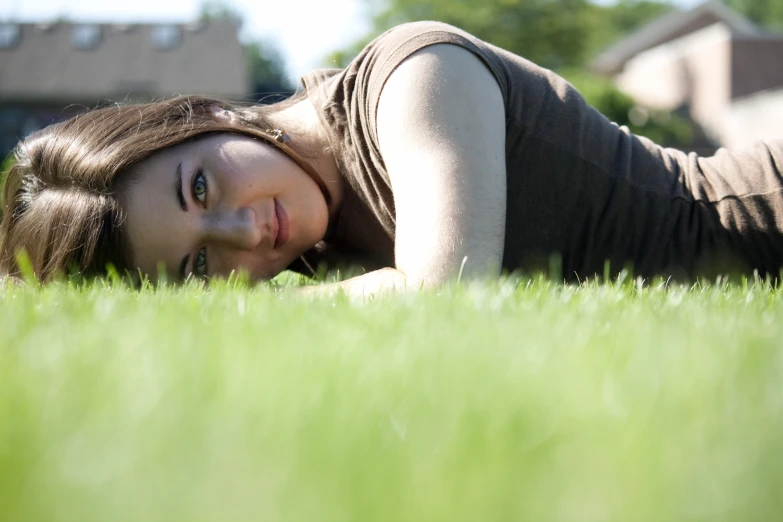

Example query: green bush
[0,154,15,210]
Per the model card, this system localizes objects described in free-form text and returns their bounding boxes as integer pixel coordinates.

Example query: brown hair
[0,94,328,282]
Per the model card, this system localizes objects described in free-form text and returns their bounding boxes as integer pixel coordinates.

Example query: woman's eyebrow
[175,162,188,212]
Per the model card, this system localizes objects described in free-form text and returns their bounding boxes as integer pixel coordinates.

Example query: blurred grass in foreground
[2,276,783,522]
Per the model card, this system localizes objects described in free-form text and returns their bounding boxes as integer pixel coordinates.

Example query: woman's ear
[208,106,240,124]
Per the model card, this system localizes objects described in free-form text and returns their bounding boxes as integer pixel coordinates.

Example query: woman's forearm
[297,268,407,298]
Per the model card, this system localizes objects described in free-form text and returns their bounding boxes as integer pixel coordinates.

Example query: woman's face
[122,133,329,282]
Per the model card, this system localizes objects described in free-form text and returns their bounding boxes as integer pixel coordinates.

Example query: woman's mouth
[274,199,289,249]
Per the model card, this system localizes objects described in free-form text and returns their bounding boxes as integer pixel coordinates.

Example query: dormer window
[0,24,21,49]
[72,24,101,49]
[152,25,181,50]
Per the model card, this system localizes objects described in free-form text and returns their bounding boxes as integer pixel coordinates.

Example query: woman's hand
[377,43,507,287]
[296,268,407,298]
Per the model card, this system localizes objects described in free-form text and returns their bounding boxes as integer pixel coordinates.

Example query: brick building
[0,18,248,158]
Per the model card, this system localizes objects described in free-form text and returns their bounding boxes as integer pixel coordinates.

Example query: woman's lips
[274,199,289,249]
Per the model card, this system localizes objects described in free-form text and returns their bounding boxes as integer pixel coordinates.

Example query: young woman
[2,21,782,294]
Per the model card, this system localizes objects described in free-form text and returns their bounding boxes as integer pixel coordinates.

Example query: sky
[0,0,708,83]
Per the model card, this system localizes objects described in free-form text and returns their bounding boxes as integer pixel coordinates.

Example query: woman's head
[0,95,332,283]
[122,131,330,282]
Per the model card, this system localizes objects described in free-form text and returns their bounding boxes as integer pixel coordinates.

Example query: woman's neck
[273,99,343,217]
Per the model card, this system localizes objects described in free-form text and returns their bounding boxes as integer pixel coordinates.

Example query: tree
[199,0,293,98]
[199,0,244,28]
[724,0,783,28]
[366,0,596,69]
[588,0,675,54]
[353,0,675,70]
[244,41,294,99]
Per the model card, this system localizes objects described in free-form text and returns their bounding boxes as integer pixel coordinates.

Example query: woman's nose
[203,207,263,250]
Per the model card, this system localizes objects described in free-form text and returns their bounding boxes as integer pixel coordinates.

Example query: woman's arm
[303,43,506,297]
[377,43,507,286]
[296,267,407,298]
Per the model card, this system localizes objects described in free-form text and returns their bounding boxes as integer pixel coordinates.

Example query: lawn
[1,276,782,522]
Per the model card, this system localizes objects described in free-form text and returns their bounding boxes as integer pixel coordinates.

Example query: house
[0,18,248,159]
[591,0,783,150]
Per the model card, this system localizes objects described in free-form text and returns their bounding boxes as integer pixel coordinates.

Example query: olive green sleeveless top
[300,21,783,280]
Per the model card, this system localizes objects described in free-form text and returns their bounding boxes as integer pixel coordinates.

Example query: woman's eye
[195,247,207,277]
[192,169,207,204]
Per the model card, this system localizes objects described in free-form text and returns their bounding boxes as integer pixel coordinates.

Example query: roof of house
[0,18,248,102]
[591,0,762,75]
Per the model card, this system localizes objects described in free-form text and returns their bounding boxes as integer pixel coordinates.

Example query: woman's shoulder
[358,21,509,120]
[363,21,484,57]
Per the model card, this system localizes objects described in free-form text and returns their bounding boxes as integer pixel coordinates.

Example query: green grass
[2,276,783,522]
